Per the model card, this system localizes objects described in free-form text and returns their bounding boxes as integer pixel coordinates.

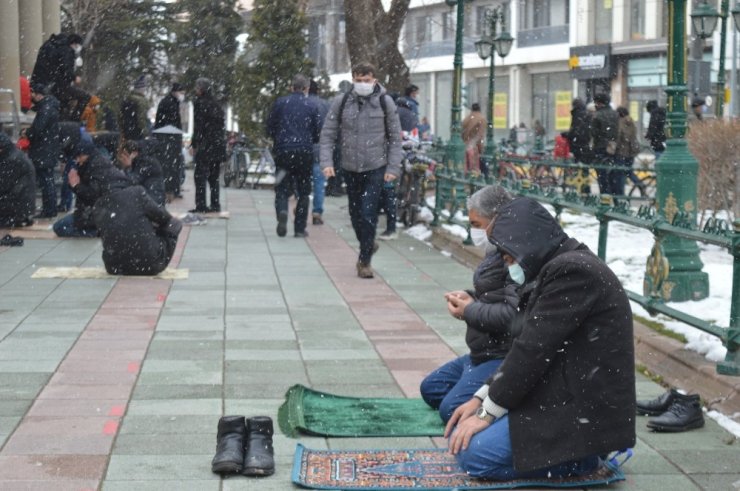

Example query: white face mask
[353,82,374,97]
[176,93,185,102]
[73,45,82,55]
[75,57,83,67]
[508,263,526,285]
[469,228,489,248]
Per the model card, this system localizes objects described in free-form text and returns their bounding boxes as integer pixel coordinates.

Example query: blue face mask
[508,263,526,285]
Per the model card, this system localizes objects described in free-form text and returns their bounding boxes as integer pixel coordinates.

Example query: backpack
[336,90,392,141]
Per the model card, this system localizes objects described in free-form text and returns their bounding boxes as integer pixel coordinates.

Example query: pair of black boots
[636,389,704,432]
[211,415,275,477]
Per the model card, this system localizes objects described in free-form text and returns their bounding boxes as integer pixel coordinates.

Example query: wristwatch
[475,406,495,424]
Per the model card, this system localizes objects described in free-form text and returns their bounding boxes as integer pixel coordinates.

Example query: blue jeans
[52,214,98,238]
[274,149,313,234]
[453,415,601,480]
[58,158,77,211]
[312,161,325,215]
[421,354,502,423]
[379,181,397,233]
[344,166,385,264]
[35,166,57,216]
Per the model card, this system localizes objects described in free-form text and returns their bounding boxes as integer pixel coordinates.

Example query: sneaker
[312,213,323,225]
[356,261,374,279]
[294,230,309,238]
[378,230,398,241]
[646,393,704,432]
[181,213,206,226]
[276,211,288,237]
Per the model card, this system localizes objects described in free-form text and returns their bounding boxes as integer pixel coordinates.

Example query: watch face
[475,407,487,418]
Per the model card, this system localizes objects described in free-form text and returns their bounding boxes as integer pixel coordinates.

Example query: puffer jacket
[484,197,636,472]
[462,251,518,365]
[319,84,402,177]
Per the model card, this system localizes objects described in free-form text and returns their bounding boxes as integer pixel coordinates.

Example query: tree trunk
[344,0,410,94]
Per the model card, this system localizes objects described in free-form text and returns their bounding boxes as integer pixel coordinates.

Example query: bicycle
[627,149,657,199]
[397,144,436,227]
[223,140,250,188]
[247,147,275,189]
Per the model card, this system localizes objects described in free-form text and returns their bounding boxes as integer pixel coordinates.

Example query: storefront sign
[493,92,507,129]
[555,91,572,130]
[569,45,611,80]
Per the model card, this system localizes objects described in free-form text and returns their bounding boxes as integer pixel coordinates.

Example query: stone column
[41,0,61,39]
[0,0,21,117]
[19,0,44,77]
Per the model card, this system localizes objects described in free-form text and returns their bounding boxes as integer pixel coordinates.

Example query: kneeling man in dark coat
[446,197,635,480]
[93,179,182,275]
[0,132,36,227]
[118,140,166,206]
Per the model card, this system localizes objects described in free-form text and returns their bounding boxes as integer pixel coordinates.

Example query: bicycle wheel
[236,152,251,188]
[223,154,235,187]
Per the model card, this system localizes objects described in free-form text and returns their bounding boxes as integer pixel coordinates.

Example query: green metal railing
[426,148,739,376]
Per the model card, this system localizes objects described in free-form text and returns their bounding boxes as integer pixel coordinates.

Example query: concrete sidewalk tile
[156,316,224,331]
[26,399,128,417]
[667,448,740,474]
[619,474,701,490]
[691,474,740,490]
[621,440,682,474]
[137,371,222,385]
[104,454,219,481]
[125,399,222,416]
[224,384,300,399]
[49,371,138,386]
[132,384,223,400]
[152,330,223,341]
[0,454,108,480]
[0,400,33,416]
[113,433,213,455]
[225,349,301,361]
[118,415,217,435]
[0,360,60,372]
[102,480,219,491]
[299,349,378,361]
[140,359,223,372]
[38,384,133,400]
[0,480,100,490]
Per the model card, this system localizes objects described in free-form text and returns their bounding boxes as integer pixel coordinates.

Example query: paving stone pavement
[0,184,738,490]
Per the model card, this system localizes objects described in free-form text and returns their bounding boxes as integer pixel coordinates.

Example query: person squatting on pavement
[319,62,402,279]
[445,197,636,480]
[266,74,322,238]
[93,179,182,276]
[25,83,60,219]
[191,77,226,213]
[0,132,36,227]
[118,140,166,206]
[420,186,517,423]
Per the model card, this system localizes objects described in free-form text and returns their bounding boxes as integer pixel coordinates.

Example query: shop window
[595,0,612,44]
[442,11,455,41]
[415,16,430,44]
[630,0,645,40]
[517,0,568,47]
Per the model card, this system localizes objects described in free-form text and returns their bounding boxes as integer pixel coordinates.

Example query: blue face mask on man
[508,263,526,285]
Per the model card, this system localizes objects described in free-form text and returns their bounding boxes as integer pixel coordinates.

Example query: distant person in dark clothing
[563,98,592,164]
[308,79,330,225]
[590,93,619,195]
[154,83,186,201]
[53,139,131,238]
[405,84,420,116]
[120,75,150,142]
[644,100,666,158]
[266,74,321,238]
[118,140,166,206]
[395,96,419,133]
[0,132,36,227]
[25,83,60,218]
[190,77,226,213]
[154,82,185,130]
[93,182,182,276]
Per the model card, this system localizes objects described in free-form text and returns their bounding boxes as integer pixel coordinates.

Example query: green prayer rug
[292,444,627,490]
[278,384,445,438]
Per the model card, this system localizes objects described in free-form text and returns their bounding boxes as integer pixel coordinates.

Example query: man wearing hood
[25,83,60,218]
[446,197,635,480]
[0,133,36,227]
[53,139,131,237]
[190,77,226,213]
[319,62,402,278]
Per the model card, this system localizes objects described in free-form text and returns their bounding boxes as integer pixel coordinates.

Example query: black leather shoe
[189,207,208,214]
[208,205,221,213]
[647,393,704,432]
[636,389,678,416]
[211,415,247,474]
[276,211,288,237]
[294,230,309,238]
[243,416,275,477]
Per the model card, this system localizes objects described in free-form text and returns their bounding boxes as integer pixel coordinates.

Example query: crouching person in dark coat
[0,132,36,227]
[446,197,635,480]
[118,140,166,206]
[93,182,182,275]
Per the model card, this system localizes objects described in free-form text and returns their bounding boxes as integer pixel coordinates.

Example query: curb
[429,225,740,417]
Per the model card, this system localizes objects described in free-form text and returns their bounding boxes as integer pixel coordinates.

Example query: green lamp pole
[475,8,513,181]
[651,0,709,302]
[444,0,473,174]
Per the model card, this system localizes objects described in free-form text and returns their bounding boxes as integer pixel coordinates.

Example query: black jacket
[26,95,61,169]
[31,34,75,90]
[396,97,419,133]
[93,185,178,275]
[192,92,226,163]
[564,104,592,163]
[462,252,517,365]
[72,152,132,229]
[486,197,636,472]
[590,106,618,152]
[154,93,182,130]
[645,107,666,152]
[127,155,166,206]
[266,91,321,154]
[0,133,36,223]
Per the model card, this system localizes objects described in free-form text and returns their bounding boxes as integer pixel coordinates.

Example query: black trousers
[194,154,221,210]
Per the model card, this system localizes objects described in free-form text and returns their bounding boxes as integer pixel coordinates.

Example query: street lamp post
[474,7,513,180]
[444,0,473,174]
[691,0,726,117]
[650,0,709,302]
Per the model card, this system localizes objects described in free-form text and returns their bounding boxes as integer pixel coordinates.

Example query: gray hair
[195,77,212,93]
[467,185,513,219]
[292,74,309,91]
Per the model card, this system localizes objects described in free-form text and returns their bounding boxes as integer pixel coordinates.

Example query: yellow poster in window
[555,91,572,131]
[629,100,639,121]
[493,92,507,129]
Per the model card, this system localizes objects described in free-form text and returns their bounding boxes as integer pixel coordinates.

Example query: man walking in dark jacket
[25,83,60,218]
[590,93,619,195]
[445,197,635,480]
[118,140,166,206]
[645,100,666,158]
[0,132,36,227]
[154,82,186,200]
[266,75,321,237]
[191,78,226,213]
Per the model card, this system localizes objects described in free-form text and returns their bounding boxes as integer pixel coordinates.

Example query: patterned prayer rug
[292,444,625,490]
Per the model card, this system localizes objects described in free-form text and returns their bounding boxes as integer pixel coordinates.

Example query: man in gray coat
[319,62,402,278]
